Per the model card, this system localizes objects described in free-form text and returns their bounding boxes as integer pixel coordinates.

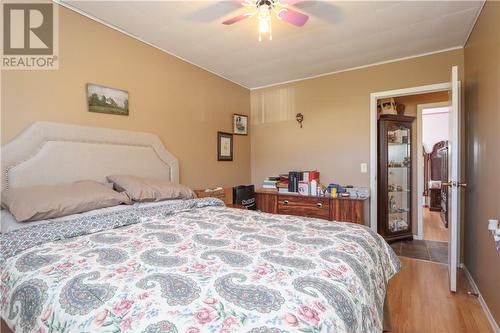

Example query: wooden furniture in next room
[255,189,369,225]
[428,141,448,212]
[429,188,442,211]
[437,142,449,227]
[378,114,415,242]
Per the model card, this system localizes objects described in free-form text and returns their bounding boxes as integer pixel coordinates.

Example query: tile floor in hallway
[390,239,448,264]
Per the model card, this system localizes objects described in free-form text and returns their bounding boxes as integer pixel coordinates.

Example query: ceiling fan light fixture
[258,3,272,41]
[223,0,308,41]
[259,17,269,33]
[258,16,272,41]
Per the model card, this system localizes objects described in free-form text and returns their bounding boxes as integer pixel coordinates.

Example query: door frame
[415,102,451,240]
[369,82,452,234]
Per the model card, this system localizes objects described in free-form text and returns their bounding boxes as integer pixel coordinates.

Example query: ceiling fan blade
[279,0,305,5]
[279,9,309,27]
[222,13,252,25]
[232,0,255,6]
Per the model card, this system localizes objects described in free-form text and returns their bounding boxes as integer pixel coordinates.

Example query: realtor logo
[1,0,58,69]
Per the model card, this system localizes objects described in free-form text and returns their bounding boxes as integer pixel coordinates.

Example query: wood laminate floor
[423,208,449,242]
[387,257,493,333]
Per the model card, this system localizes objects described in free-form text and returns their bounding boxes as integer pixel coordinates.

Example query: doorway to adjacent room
[370,66,464,292]
[376,94,451,265]
[417,103,451,245]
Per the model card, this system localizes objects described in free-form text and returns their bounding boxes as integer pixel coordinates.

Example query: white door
[447,66,464,292]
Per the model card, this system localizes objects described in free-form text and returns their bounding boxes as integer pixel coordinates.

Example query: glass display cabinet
[378,114,415,242]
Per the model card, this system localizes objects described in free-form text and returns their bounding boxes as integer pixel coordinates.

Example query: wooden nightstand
[194,188,233,205]
[194,188,249,210]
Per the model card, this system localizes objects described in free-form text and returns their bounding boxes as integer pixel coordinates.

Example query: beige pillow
[107,175,195,202]
[1,180,131,222]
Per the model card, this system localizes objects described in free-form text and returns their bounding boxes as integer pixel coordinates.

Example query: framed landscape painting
[87,83,129,116]
[217,131,233,161]
[233,114,248,135]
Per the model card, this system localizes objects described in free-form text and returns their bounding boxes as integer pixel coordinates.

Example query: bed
[1,122,400,333]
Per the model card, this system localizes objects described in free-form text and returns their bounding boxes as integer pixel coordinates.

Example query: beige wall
[1,5,251,189]
[464,1,500,325]
[250,50,463,188]
[394,92,449,117]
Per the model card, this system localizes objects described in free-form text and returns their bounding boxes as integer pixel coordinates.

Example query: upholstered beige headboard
[1,122,179,191]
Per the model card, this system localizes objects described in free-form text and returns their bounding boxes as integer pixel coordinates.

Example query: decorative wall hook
[296,113,304,128]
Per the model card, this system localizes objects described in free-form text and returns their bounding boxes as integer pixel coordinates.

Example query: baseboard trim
[460,263,500,333]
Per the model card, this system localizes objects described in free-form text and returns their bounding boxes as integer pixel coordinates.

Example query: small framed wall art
[233,114,248,135]
[87,83,129,116]
[217,131,233,161]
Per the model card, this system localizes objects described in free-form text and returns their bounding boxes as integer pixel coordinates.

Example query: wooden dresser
[255,189,369,225]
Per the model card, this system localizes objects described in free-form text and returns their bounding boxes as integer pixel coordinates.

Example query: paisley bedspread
[1,198,400,333]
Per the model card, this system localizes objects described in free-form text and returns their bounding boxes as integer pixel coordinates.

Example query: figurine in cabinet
[389,195,397,213]
[390,218,409,232]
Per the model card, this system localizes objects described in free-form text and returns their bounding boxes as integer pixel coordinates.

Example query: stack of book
[262,171,320,195]
[276,174,290,193]
[262,177,279,189]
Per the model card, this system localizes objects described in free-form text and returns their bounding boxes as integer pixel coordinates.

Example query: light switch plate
[360,163,368,173]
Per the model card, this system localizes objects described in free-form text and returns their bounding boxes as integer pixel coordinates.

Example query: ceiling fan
[222,0,309,41]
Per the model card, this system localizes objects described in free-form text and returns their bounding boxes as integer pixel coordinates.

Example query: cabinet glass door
[386,122,411,233]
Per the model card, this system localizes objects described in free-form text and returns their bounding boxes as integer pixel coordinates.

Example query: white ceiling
[61,1,484,89]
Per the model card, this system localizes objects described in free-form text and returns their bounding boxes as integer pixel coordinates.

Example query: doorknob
[442,181,454,187]
[458,182,467,188]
